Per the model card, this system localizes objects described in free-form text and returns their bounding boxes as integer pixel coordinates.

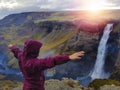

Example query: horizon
[1,8,120,20]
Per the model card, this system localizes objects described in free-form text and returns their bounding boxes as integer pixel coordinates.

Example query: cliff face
[114,23,120,68]
[110,23,120,81]
[0,11,119,83]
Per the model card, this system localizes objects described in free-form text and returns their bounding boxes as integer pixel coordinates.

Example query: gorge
[0,11,119,87]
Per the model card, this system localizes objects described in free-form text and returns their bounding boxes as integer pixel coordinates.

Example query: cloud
[0,0,70,18]
[0,0,19,9]
[0,0,120,19]
[108,0,120,6]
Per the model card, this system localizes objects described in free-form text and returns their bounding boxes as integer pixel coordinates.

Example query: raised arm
[38,55,70,70]
[27,51,85,71]
[8,44,22,59]
[41,51,85,69]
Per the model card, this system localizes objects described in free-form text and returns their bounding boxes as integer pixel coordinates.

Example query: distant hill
[1,10,120,27]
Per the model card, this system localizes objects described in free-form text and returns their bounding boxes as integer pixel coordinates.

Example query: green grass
[41,30,77,51]
[89,79,120,90]
[2,25,21,31]
[7,58,19,69]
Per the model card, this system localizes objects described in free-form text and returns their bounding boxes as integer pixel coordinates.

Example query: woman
[8,39,85,90]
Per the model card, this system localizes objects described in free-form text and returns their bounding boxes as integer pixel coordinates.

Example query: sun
[85,0,106,12]
[87,4,102,12]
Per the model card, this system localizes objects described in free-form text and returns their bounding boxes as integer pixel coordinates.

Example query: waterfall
[91,23,113,80]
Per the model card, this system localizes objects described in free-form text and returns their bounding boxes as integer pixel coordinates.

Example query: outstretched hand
[69,51,85,60]
[8,44,13,49]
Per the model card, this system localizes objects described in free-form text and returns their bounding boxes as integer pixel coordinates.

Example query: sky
[0,0,120,19]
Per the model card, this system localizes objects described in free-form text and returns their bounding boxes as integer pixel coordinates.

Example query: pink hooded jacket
[10,39,70,90]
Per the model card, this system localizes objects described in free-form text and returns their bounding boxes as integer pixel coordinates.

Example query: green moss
[89,79,120,90]
[0,80,23,89]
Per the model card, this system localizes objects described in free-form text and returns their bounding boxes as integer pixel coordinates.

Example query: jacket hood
[23,39,42,59]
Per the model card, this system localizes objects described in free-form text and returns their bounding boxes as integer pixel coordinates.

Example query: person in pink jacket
[8,39,85,90]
